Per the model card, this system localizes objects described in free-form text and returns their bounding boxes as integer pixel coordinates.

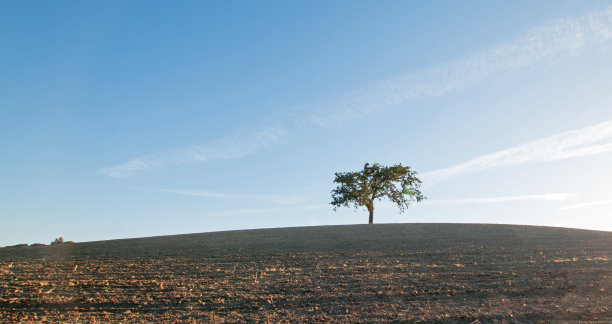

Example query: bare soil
[1,223,611,323]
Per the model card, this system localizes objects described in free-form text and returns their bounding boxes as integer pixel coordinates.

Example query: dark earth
[1,223,611,323]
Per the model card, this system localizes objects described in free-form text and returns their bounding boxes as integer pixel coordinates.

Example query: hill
[1,223,611,322]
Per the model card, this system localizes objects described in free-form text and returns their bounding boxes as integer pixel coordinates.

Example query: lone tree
[331,162,425,224]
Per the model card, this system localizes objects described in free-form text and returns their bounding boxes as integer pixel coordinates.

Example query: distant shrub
[51,237,64,245]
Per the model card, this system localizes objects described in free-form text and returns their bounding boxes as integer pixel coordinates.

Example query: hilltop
[1,223,611,322]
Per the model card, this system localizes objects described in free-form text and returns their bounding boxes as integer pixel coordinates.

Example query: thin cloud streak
[159,190,232,199]
[100,125,285,178]
[422,119,612,185]
[558,198,612,211]
[429,193,573,205]
[205,204,328,217]
[310,5,612,126]
[376,193,571,209]
[160,189,306,205]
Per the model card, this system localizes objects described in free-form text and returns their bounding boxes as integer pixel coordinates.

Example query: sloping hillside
[1,224,611,322]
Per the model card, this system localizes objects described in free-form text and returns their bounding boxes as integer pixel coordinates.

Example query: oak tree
[331,162,425,224]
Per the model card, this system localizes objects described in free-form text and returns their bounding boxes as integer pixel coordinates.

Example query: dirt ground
[1,223,611,323]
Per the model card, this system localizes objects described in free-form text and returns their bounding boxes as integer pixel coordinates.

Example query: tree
[331,162,425,224]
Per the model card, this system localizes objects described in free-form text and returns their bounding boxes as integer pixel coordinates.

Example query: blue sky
[2,1,612,246]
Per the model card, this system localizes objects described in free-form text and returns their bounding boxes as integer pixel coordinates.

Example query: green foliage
[51,237,64,245]
[331,162,425,223]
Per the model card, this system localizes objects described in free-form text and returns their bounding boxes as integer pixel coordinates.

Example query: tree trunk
[368,206,374,224]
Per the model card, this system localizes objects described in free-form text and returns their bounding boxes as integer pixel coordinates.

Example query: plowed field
[1,224,611,322]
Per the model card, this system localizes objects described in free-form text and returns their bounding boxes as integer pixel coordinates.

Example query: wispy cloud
[158,189,305,205]
[100,125,285,178]
[375,193,571,210]
[100,5,612,178]
[558,198,612,211]
[430,193,572,205]
[422,119,612,185]
[310,5,612,126]
[205,204,328,217]
[156,189,231,199]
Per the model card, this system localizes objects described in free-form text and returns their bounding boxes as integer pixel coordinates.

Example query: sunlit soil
[1,224,611,322]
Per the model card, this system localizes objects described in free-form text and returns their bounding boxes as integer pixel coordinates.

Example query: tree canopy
[331,162,425,224]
